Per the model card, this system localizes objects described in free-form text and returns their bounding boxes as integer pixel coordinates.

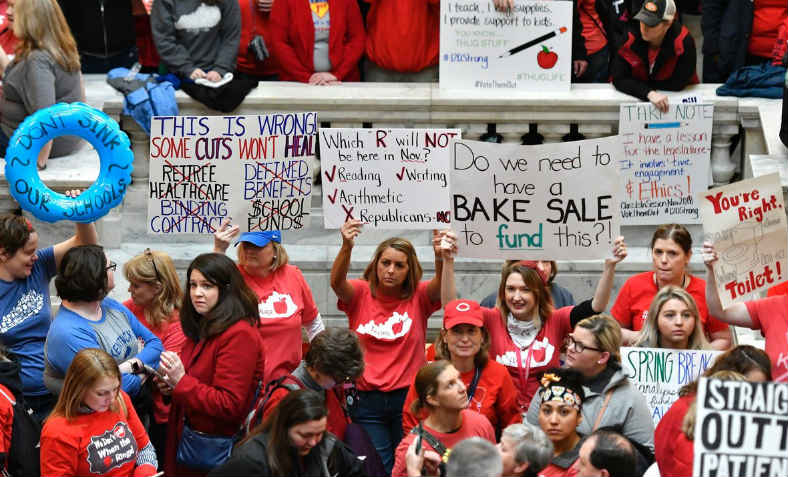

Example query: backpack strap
[0,387,15,406]
[410,424,448,457]
[244,375,304,435]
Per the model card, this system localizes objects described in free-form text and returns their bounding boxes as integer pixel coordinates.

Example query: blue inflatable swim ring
[4,102,133,223]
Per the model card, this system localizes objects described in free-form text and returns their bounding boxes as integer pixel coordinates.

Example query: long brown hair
[363,237,423,299]
[434,326,490,368]
[13,0,80,71]
[410,360,453,414]
[50,348,125,421]
[124,250,183,329]
[497,262,553,330]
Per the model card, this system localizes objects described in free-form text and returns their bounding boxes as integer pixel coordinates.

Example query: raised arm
[213,218,240,254]
[438,231,458,306]
[591,236,628,313]
[330,219,362,304]
[702,241,754,327]
[53,190,99,269]
[425,230,450,304]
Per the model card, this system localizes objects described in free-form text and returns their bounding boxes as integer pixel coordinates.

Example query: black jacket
[208,432,365,477]
[700,0,753,82]
[611,21,698,100]
[58,0,136,58]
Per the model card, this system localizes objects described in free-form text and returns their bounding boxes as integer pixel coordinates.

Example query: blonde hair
[634,286,710,350]
[681,370,746,439]
[13,0,80,72]
[238,241,289,272]
[124,250,183,329]
[576,314,622,363]
[50,349,125,421]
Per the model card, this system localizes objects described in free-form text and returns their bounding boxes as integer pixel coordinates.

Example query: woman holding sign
[331,219,445,474]
[611,224,732,349]
[214,221,324,382]
[633,286,711,350]
[703,241,788,382]
[440,232,627,409]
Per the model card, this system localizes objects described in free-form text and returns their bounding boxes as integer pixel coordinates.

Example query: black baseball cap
[634,0,676,27]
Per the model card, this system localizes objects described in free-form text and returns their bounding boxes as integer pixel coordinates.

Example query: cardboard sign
[699,173,788,309]
[440,0,572,91]
[319,128,459,228]
[621,347,721,425]
[148,114,315,234]
[618,102,713,224]
[693,378,788,477]
[450,136,622,259]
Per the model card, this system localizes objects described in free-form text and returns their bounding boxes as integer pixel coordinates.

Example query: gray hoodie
[151,0,241,77]
[526,365,655,452]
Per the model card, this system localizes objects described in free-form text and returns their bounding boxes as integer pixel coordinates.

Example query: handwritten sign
[618,102,713,224]
[450,137,622,259]
[622,347,720,425]
[440,0,572,91]
[148,114,315,234]
[319,128,459,228]
[699,173,788,309]
[693,378,788,477]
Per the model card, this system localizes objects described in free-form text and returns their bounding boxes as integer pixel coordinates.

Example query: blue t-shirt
[45,297,163,397]
[0,246,56,396]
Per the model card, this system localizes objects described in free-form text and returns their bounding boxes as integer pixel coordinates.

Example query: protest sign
[440,0,572,91]
[319,128,459,229]
[450,136,622,259]
[618,102,713,225]
[148,113,315,234]
[699,173,787,309]
[693,378,788,477]
[622,347,720,425]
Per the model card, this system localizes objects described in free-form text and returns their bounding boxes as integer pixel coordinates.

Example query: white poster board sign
[618,102,713,225]
[621,347,720,425]
[319,128,459,228]
[699,173,788,309]
[148,114,315,234]
[450,136,622,259]
[440,0,572,91]
[693,378,788,477]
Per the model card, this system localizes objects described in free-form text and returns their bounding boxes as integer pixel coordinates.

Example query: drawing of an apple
[391,320,403,336]
[537,46,558,69]
[273,297,288,314]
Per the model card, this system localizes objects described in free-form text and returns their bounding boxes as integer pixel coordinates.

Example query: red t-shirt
[237,0,280,77]
[0,2,17,54]
[241,264,319,381]
[40,391,156,477]
[339,279,440,391]
[745,295,788,382]
[767,281,788,296]
[578,0,607,55]
[364,0,439,72]
[0,383,12,471]
[391,409,496,477]
[611,272,730,338]
[749,0,788,58]
[401,360,520,436]
[123,300,186,424]
[540,461,579,477]
[261,378,349,440]
[483,306,573,408]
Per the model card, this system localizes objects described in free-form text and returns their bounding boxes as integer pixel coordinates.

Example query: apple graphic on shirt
[532,345,546,363]
[392,320,404,336]
[273,297,288,315]
[537,46,558,69]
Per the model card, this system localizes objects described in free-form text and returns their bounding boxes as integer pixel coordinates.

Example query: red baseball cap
[443,299,484,329]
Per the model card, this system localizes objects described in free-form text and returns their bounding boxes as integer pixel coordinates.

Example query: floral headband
[540,373,582,411]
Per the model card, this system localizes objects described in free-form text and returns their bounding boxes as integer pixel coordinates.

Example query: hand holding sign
[340,219,364,247]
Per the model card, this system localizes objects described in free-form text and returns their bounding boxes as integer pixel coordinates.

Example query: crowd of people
[0,209,785,477]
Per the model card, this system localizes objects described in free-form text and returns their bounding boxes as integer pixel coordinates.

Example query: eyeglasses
[145,248,161,282]
[564,335,602,353]
[105,261,117,272]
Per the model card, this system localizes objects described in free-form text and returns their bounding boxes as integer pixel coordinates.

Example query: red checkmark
[327,189,338,204]
[396,167,406,180]
[324,165,337,182]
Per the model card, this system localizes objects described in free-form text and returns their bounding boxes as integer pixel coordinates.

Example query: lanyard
[515,344,534,410]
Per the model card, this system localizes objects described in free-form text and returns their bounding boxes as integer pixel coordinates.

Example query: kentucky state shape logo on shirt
[495,337,555,368]
[310,1,329,17]
[0,289,43,333]
[356,311,412,340]
[86,421,138,474]
[258,291,298,319]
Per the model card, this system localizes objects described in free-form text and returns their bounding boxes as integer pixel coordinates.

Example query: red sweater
[40,391,156,477]
[654,394,695,477]
[364,0,440,73]
[237,0,281,77]
[401,360,520,436]
[749,0,788,58]
[270,0,365,82]
[164,320,265,477]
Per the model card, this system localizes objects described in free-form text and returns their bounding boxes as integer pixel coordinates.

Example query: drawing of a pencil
[499,27,568,58]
